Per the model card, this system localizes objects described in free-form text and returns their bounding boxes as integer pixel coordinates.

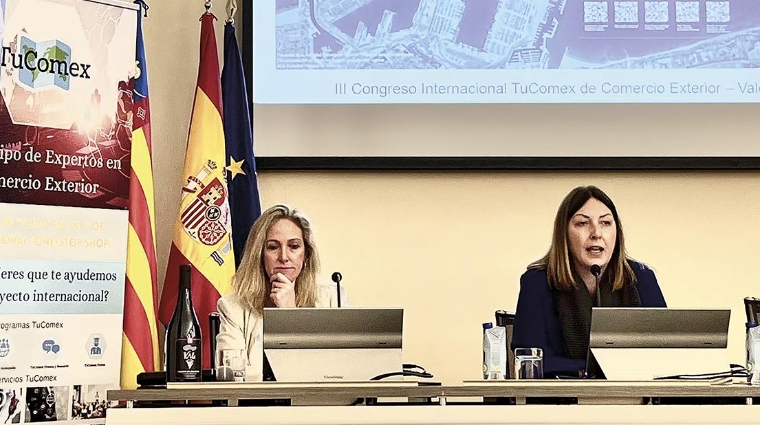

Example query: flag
[121,3,161,389]
[158,12,235,370]
[222,21,261,267]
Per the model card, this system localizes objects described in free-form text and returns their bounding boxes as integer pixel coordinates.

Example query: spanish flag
[121,4,161,389]
[158,12,235,370]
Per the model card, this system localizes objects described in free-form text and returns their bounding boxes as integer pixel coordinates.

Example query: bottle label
[175,338,201,381]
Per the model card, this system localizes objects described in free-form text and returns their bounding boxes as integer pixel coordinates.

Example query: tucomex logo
[1,36,91,91]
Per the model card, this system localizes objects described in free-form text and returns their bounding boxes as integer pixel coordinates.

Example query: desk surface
[450,380,760,398]
[107,380,760,403]
[109,381,442,402]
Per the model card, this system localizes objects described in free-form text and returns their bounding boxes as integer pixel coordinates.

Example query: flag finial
[134,0,149,17]
[225,0,236,23]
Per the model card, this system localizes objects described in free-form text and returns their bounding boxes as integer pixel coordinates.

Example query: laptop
[587,308,732,380]
[262,307,403,382]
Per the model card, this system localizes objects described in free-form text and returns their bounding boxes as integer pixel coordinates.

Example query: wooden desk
[108,381,441,407]
[105,381,760,425]
[107,380,760,406]
[451,380,760,404]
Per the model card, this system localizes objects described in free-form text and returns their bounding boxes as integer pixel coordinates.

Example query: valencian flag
[222,21,261,267]
[158,12,235,369]
[121,2,161,389]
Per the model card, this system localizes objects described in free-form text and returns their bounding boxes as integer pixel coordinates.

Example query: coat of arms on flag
[179,159,232,265]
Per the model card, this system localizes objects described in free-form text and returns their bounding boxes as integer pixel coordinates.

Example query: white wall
[144,2,760,384]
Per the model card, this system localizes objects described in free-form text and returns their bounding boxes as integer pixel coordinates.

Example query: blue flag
[222,21,261,268]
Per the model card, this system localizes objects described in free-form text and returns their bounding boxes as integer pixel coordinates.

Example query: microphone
[590,264,601,307]
[331,272,342,307]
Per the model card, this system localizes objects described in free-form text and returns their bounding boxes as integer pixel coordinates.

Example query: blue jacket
[511,261,667,377]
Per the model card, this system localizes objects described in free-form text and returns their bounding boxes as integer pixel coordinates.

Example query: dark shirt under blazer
[511,261,667,377]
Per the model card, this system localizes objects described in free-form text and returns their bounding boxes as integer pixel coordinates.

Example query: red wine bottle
[166,264,202,382]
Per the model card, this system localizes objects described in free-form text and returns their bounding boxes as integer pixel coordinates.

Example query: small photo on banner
[24,386,68,422]
[71,384,114,421]
[0,387,22,423]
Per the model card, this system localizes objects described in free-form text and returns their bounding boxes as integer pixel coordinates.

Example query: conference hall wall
[145,0,760,384]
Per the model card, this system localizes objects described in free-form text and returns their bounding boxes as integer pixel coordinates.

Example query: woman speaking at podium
[512,186,666,378]
[216,204,346,381]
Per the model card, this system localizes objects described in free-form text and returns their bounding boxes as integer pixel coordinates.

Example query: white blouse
[215,282,347,381]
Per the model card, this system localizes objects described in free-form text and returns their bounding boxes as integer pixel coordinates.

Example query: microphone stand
[591,265,602,307]
[587,264,602,380]
[331,272,342,307]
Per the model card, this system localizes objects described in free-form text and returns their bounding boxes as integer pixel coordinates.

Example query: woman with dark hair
[512,186,666,378]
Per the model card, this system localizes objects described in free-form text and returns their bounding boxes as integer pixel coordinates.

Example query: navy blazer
[511,261,667,377]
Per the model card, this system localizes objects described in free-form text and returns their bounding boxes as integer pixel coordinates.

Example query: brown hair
[528,186,636,291]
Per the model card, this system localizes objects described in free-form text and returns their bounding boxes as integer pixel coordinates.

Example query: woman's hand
[269,272,296,308]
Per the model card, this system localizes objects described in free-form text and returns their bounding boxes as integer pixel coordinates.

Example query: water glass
[514,347,543,379]
[215,348,246,382]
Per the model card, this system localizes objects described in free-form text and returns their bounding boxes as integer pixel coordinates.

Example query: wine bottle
[166,264,203,382]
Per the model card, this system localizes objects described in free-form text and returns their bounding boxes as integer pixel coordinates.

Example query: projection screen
[243,0,760,169]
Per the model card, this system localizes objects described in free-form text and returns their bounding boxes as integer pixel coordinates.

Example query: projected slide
[253,0,760,103]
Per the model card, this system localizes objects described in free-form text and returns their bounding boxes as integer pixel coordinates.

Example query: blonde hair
[528,186,636,291]
[231,204,320,313]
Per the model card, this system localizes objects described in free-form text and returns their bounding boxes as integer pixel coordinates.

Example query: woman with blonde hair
[216,204,346,381]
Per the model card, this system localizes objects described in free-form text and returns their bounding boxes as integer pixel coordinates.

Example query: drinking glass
[514,347,543,379]
[215,349,245,382]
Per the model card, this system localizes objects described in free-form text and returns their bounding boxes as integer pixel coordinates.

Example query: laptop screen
[262,307,404,382]
[586,307,731,379]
